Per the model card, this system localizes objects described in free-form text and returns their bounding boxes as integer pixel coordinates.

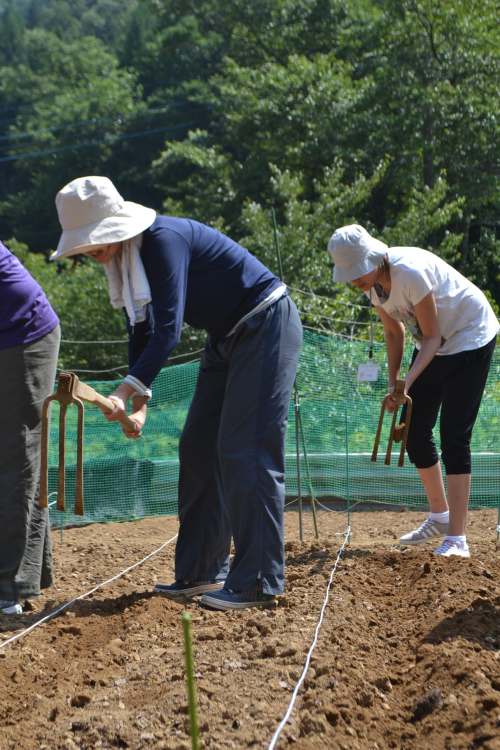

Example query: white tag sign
[357,362,380,382]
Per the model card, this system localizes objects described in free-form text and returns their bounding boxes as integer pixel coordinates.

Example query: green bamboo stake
[293,389,304,542]
[60,510,65,544]
[297,406,319,539]
[345,406,351,529]
[182,612,200,750]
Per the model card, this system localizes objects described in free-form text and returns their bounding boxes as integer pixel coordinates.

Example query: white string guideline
[267,526,351,750]
[0,534,178,652]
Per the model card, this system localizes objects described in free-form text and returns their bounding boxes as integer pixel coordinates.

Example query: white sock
[429,511,449,523]
[445,535,467,546]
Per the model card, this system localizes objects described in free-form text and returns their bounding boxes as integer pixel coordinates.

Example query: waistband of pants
[226,284,287,338]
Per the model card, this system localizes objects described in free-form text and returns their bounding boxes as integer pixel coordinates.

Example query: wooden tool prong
[371,379,413,468]
[39,371,141,518]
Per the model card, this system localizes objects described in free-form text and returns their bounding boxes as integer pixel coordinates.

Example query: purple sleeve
[0,242,59,351]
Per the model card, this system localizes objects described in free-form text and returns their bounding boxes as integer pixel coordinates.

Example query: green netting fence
[47,329,500,527]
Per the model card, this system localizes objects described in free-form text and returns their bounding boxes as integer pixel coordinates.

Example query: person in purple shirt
[53,176,303,611]
[0,241,60,616]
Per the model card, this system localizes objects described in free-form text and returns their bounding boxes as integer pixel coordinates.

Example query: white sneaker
[434,539,470,558]
[0,600,23,615]
[400,517,448,545]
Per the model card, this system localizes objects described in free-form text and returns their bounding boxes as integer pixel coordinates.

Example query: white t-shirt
[369,247,499,355]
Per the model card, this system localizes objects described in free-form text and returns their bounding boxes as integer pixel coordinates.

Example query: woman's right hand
[385,381,408,412]
[106,394,127,422]
[385,384,397,413]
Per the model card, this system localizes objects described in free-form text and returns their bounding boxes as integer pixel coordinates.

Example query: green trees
[149,0,499,300]
[344,0,500,291]
[0,1,24,64]
[0,29,142,247]
[0,0,498,373]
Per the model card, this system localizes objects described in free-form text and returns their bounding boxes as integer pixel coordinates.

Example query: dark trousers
[406,337,496,474]
[174,296,302,595]
[0,325,60,601]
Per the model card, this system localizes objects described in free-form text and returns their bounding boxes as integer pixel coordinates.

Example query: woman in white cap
[54,176,302,610]
[328,224,498,558]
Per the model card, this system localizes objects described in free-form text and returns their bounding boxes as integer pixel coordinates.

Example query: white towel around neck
[103,234,152,326]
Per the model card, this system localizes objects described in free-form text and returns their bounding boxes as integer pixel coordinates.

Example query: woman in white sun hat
[54,176,302,611]
[328,224,498,558]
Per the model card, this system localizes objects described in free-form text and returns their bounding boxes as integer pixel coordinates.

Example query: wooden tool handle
[393,379,406,396]
[92,392,142,434]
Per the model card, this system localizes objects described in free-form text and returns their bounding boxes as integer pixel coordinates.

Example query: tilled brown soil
[0,508,498,750]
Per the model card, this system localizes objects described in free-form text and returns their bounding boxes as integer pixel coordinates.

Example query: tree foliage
[0,0,498,374]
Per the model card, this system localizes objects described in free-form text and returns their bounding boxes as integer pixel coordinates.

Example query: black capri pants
[405,337,496,475]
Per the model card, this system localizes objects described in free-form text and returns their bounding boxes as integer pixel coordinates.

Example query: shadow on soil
[424,595,500,649]
[0,591,155,634]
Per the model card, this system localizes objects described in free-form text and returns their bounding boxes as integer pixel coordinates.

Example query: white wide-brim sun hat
[52,175,157,260]
[327,224,388,283]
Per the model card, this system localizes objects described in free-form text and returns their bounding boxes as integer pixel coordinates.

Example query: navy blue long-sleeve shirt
[127,217,281,386]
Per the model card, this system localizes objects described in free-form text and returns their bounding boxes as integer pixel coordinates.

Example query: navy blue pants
[405,337,496,474]
[175,295,303,595]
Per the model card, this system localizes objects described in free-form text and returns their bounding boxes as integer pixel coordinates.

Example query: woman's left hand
[106,396,144,438]
[123,409,146,439]
[106,385,147,438]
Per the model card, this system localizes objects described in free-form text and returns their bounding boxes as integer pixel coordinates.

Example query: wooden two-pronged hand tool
[371,379,413,468]
[39,371,140,515]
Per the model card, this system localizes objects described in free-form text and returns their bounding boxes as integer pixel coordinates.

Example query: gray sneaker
[154,580,224,600]
[400,517,448,545]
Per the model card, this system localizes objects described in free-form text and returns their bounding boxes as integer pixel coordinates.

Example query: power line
[0,90,206,118]
[61,338,128,344]
[296,305,381,327]
[0,122,195,163]
[66,364,129,374]
[288,284,371,310]
[59,347,204,374]
[0,105,179,144]
[303,324,381,344]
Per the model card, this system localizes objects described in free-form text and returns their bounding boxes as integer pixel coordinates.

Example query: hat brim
[332,258,378,283]
[51,201,156,260]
